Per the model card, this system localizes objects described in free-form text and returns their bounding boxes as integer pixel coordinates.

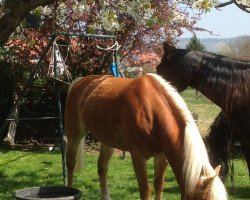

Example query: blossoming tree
[0,0,249,144]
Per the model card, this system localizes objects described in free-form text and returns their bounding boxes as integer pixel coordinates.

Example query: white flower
[72,3,86,15]
[143,8,154,21]
[43,6,53,15]
[192,0,217,11]
[217,42,234,56]
[99,8,120,32]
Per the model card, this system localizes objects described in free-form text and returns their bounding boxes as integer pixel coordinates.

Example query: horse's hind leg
[154,153,168,200]
[98,143,114,200]
[131,152,151,200]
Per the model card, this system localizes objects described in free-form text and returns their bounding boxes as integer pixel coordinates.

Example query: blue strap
[110,63,120,77]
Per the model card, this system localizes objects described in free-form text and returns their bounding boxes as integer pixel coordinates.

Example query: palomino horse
[157,43,250,180]
[65,74,227,200]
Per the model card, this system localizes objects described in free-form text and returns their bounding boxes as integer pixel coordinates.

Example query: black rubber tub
[13,186,82,200]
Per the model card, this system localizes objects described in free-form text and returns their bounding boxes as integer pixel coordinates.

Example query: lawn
[181,88,221,137]
[0,149,249,199]
[0,88,249,199]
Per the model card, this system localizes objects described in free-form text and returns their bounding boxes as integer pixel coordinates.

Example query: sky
[180,4,250,39]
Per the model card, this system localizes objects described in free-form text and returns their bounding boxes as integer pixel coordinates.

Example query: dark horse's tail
[204,112,236,182]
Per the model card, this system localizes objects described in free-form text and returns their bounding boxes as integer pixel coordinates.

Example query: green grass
[0,149,249,199]
[181,88,221,136]
[0,88,249,199]
[0,149,175,200]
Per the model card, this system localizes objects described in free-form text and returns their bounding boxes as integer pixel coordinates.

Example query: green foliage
[0,61,15,107]
[15,80,60,143]
[186,35,206,51]
[0,58,61,142]
[0,62,14,137]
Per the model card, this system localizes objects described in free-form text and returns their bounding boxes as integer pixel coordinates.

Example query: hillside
[177,36,250,52]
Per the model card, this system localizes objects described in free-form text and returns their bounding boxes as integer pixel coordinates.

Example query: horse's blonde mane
[147,73,227,200]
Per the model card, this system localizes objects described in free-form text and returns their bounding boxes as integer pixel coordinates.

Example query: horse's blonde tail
[74,136,86,172]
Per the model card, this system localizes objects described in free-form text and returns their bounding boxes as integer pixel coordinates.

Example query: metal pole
[53,42,67,185]
[57,85,67,185]
[113,38,119,77]
[53,32,116,39]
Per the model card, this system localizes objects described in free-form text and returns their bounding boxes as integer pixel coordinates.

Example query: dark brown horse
[204,112,232,181]
[157,43,250,179]
[205,111,244,182]
[65,74,227,200]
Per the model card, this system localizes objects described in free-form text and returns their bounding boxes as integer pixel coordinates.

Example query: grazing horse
[204,112,232,181]
[157,43,250,179]
[65,74,227,200]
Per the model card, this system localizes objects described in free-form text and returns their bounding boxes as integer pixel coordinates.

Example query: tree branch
[233,0,250,13]
[216,0,234,8]
[0,0,58,46]
[216,0,250,13]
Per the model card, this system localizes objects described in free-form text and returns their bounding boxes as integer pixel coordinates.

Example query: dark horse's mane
[172,49,250,82]
[167,49,250,113]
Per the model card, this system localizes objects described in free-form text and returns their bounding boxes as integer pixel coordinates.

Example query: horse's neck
[185,64,231,110]
[190,81,224,108]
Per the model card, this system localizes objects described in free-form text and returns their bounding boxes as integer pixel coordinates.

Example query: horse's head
[187,165,227,200]
[156,42,188,92]
[204,112,231,181]
[205,145,229,182]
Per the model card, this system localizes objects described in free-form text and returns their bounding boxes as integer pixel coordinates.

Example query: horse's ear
[201,174,217,188]
[214,165,221,175]
[200,165,220,187]
[163,42,175,53]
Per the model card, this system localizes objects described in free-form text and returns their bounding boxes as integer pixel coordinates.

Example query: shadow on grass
[0,146,61,166]
[0,152,32,166]
[0,169,63,199]
[0,149,64,199]
[164,185,180,194]
[228,186,250,199]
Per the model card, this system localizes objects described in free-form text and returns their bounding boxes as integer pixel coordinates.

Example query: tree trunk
[0,0,57,46]
[3,92,20,146]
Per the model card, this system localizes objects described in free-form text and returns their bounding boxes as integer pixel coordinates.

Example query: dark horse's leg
[98,143,114,200]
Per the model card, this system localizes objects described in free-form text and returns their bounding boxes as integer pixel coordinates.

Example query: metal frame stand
[0,32,118,185]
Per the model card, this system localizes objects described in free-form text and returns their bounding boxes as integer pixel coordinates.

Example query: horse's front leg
[154,153,168,200]
[131,152,151,200]
[98,143,114,200]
